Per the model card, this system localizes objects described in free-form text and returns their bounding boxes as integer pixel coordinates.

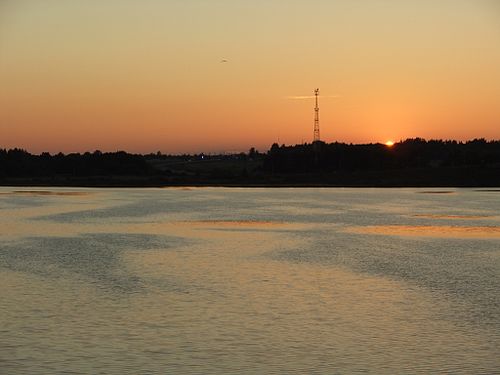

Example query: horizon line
[3,137,499,156]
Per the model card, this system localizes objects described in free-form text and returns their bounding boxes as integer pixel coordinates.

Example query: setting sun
[385,141,395,147]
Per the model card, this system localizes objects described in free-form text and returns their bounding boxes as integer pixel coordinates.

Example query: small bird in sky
[220,59,228,63]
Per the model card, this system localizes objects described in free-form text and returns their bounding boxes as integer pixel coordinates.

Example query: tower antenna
[313,88,320,142]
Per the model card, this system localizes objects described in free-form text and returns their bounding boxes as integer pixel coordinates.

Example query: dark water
[1,187,499,374]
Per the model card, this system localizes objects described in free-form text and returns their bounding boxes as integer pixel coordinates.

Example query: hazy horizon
[3,136,500,157]
[1,0,499,154]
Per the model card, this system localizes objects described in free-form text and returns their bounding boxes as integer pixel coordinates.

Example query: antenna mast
[313,88,320,142]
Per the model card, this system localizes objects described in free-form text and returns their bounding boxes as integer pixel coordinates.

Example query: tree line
[1,138,499,186]
[0,149,153,177]
[263,138,500,173]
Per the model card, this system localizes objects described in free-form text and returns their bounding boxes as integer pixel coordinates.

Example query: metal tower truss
[313,88,320,142]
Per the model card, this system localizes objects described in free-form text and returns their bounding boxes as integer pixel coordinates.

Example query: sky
[1,0,499,154]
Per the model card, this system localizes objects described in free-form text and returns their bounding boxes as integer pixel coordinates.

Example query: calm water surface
[1,187,499,374]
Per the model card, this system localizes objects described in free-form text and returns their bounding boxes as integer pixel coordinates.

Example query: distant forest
[1,138,500,187]
[265,138,500,172]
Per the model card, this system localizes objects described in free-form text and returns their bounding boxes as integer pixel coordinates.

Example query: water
[1,187,499,374]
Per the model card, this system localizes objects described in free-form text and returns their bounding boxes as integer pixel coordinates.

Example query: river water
[1,187,499,374]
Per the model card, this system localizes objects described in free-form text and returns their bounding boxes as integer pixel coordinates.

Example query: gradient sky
[1,0,499,153]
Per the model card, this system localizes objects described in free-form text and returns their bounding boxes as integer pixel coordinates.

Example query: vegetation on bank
[1,139,499,186]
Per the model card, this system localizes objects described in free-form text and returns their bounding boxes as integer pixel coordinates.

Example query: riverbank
[1,165,499,188]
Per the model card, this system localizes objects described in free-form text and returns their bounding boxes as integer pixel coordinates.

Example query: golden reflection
[0,190,92,196]
[176,220,286,227]
[346,225,500,238]
[413,214,495,220]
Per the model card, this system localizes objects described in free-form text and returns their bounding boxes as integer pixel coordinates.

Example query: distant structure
[313,88,320,142]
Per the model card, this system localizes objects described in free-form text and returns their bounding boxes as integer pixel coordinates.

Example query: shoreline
[1,181,499,189]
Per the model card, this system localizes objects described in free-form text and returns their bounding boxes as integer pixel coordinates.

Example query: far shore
[1,178,499,189]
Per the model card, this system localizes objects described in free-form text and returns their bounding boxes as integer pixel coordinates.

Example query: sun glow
[385,140,395,147]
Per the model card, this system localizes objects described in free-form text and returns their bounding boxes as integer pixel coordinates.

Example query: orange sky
[1,0,499,153]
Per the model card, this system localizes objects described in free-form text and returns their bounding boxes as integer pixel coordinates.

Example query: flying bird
[220,59,228,63]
